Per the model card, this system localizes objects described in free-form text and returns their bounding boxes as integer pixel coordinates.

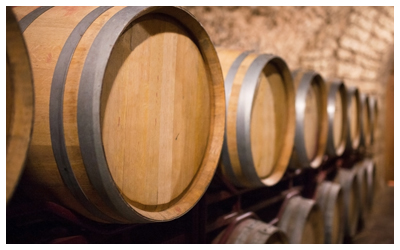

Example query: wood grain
[101,14,211,206]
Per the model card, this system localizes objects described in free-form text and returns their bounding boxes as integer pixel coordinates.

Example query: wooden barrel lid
[100,13,212,207]
[78,7,225,221]
[252,63,292,180]
[303,81,320,160]
[345,87,361,152]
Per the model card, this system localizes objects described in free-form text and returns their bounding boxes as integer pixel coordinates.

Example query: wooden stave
[335,169,360,238]
[316,181,345,244]
[6,7,34,203]
[326,80,348,158]
[14,6,225,223]
[344,87,361,154]
[217,49,296,188]
[289,69,328,169]
[278,196,325,244]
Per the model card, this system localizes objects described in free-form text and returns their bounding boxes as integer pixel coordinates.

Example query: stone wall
[185,6,394,188]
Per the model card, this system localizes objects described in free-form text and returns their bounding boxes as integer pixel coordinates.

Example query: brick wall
[185,6,394,189]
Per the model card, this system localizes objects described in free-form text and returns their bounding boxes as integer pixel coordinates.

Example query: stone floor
[352,186,394,244]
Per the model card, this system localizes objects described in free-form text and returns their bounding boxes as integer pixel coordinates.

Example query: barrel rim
[77,6,225,222]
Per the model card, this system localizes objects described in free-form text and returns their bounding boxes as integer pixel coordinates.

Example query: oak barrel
[315,181,344,244]
[217,49,296,187]
[364,158,376,211]
[6,7,34,203]
[334,169,360,237]
[359,93,372,149]
[344,87,361,154]
[213,218,289,244]
[14,6,225,223]
[368,96,378,145]
[289,70,328,169]
[354,161,369,223]
[278,196,324,244]
[326,80,348,157]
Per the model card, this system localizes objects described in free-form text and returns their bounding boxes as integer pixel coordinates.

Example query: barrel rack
[6,147,370,244]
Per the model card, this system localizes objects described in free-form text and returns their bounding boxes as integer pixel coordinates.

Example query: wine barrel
[326,80,348,157]
[315,181,344,244]
[368,97,378,145]
[334,169,360,237]
[344,87,361,154]
[6,7,34,203]
[289,70,328,169]
[364,158,376,211]
[14,6,225,223]
[360,94,372,149]
[353,161,369,221]
[217,49,295,187]
[278,196,324,244]
[212,218,289,244]
[354,161,369,223]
